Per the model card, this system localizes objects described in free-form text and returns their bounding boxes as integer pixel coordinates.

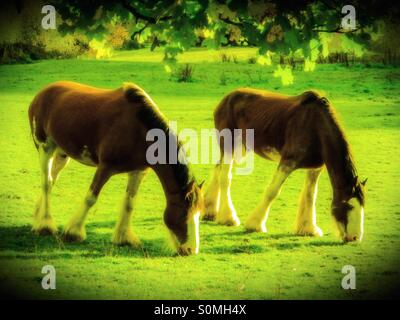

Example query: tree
[50,0,400,81]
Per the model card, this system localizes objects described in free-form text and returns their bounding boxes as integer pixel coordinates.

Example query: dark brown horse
[29,81,203,255]
[203,88,366,242]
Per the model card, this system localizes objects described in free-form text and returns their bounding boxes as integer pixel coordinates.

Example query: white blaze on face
[181,211,200,255]
[167,211,200,255]
[346,197,364,242]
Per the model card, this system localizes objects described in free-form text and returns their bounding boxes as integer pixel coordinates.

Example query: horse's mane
[306,91,364,204]
[123,83,194,190]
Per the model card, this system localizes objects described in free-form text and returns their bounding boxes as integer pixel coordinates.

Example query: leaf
[273,65,294,86]
[257,51,272,66]
[284,29,301,51]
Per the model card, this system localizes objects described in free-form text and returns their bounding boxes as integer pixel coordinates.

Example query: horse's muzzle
[343,235,362,243]
[177,244,198,256]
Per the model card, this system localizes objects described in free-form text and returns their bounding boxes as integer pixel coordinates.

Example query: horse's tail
[28,93,46,149]
[213,92,236,132]
[213,92,240,162]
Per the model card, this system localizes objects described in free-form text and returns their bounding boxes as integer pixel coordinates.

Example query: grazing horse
[28,81,203,255]
[203,88,366,243]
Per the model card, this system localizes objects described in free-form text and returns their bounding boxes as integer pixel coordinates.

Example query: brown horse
[28,81,203,255]
[203,88,366,242]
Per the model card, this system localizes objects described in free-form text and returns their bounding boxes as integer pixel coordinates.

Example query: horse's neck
[320,115,357,202]
[152,163,190,201]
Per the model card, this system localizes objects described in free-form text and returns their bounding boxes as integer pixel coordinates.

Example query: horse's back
[29,82,118,148]
[28,81,148,169]
[213,88,298,150]
[213,88,329,167]
[28,81,170,172]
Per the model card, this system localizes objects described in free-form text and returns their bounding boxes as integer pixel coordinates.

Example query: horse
[202,88,366,243]
[28,81,203,255]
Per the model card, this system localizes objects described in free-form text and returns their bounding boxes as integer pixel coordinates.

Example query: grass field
[0,47,399,299]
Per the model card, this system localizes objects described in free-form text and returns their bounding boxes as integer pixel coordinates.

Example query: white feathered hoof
[216,215,241,226]
[63,225,86,242]
[112,230,142,247]
[296,225,323,237]
[32,218,57,236]
[245,217,267,233]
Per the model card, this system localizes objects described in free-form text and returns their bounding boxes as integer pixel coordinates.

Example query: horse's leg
[295,168,323,237]
[216,159,240,226]
[63,165,112,242]
[32,140,57,235]
[33,150,70,222]
[245,162,294,232]
[202,163,221,221]
[50,150,70,185]
[112,170,147,247]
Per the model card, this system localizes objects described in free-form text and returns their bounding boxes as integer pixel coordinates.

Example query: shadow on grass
[0,224,173,259]
[0,224,346,259]
[200,228,344,254]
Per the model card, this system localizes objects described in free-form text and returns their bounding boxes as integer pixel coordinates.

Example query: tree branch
[218,14,243,27]
[319,0,341,14]
[312,26,360,33]
[121,0,172,24]
[132,22,150,39]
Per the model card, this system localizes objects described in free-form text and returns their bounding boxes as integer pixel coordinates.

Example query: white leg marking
[63,167,111,242]
[34,150,69,225]
[179,210,200,255]
[51,151,70,185]
[344,198,364,242]
[113,171,146,247]
[63,191,97,242]
[295,169,323,237]
[245,164,293,233]
[32,142,57,235]
[216,160,240,226]
[202,165,221,221]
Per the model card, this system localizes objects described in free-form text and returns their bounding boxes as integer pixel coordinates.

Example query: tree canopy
[50,0,400,82]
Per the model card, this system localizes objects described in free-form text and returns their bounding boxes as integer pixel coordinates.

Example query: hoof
[245,218,267,233]
[112,231,141,247]
[202,210,216,221]
[32,219,57,236]
[62,226,86,242]
[202,201,218,221]
[296,225,323,237]
[216,216,241,226]
[177,244,198,256]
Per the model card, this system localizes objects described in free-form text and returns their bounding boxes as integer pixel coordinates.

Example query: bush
[87,39,113,59]
[220,52,231,63]
[0,43,46,64]
[248,57,257,64]
[175,64,194,82]
[0,31,90,65]
[121,39,145,50]
[106,24,130,49]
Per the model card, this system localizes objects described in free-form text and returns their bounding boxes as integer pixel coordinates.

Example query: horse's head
[332,178,367,243]
[164,180,204,255]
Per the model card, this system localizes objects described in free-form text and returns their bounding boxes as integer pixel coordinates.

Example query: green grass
[0,47,399,299]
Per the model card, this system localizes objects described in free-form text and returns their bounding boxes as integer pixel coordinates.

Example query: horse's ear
[198,180,205,191]
[361,178,368,186]
[185,180,196,193]
[351,176,358,193]
[184,181,197,204]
